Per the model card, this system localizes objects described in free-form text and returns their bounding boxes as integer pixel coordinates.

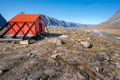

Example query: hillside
[0,27,120,80]
[0,13,7,27]
[95,10,120,29]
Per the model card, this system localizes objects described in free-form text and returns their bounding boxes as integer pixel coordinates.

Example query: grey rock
[87,37,91,40]
[115,62,120,68]
[93,66,104,74]
[51,53,63,58]
[99,67,104,74]
[48,38,62,46]
[0,70,3,74]
[56,39,62,46]
[2,48,8,52]
[12,67,17,72]
[58,35,69,39]
[30,54,36,58]
[79,71,90,80]
[27,53,36,58]
[80,41,92,48]
[0,69,9,74]
[20,78,27,80]
[113,75,120,80]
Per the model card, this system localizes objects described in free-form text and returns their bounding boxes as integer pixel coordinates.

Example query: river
[86,30,120,40]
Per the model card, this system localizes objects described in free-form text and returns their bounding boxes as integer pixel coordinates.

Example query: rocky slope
[0,13,7,27]
[42,15,92,27]
[0,27,120,80]
[95,10,120,29]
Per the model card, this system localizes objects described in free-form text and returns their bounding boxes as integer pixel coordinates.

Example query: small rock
[51,53,63,58]
[56,39,62,46]
[53,38,62,46]
[93,66,99,72]
[31,54,36,58]
[21,78,27,80]
[115,62,120,68]
[58,35,69,39]
[35,77,41,80]
[78,71,90,80]
[0,70,3,74]
[48,38,62,46]
[11,41,15,44]
[87,37,91,40]
[12,67,17,72]
[115,53,119,57]
[27,53,32,57]
[99,67,104,74]
[2,48,8,52]
[113,75,120,80]
[0,69,9,74]
[27,53,36,58]
[20,40,29,45]
[45,37,48,39]
[93,66,104,74]
[40,74,50,80]
[71,39,75,42]
[80,41,92,48]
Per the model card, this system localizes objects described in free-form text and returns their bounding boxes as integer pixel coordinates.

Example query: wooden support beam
[0,22,9,31]
[0,22,16,38]
[22,22,35,40]
[12,22,26,38]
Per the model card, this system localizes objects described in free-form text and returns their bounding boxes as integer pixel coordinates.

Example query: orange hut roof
[9,14,40,22]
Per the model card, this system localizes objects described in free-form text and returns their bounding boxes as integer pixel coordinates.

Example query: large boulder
[80,41,92,48]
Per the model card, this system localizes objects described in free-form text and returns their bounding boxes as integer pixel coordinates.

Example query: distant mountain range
[0,13,94,28]
[94,10,120,29]
[42,15,93,27]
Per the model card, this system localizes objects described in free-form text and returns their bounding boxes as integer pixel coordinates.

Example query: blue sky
[0,0,120,24]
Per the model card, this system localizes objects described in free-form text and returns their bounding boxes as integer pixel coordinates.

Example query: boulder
[80,41,92,48]
[20,40,29,45]
[58,35,69,39]
[55,39,62,46]
[48,38,62,46]
[113,75,120,80]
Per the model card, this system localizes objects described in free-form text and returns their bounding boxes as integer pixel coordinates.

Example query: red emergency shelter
[0,14,45,40]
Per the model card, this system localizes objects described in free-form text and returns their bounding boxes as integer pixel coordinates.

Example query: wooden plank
[0,38,22,41]
[0,22,9,31]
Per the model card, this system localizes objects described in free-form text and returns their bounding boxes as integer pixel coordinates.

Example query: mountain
[0,13,7,27]
[94,10,120,29]
[42,15,92,27]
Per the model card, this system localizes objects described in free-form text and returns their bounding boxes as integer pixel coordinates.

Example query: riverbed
[86,30,120,40]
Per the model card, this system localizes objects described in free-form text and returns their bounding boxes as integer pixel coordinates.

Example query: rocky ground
[0,27,120,80]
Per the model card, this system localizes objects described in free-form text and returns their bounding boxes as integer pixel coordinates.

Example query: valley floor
[90,28,120,36]
[0,27,120,80]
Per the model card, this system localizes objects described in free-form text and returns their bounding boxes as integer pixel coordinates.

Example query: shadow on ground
[44,33,63,38]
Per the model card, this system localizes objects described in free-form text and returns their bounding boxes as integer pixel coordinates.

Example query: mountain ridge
[94,10,120,29]
[42,14,93,27]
